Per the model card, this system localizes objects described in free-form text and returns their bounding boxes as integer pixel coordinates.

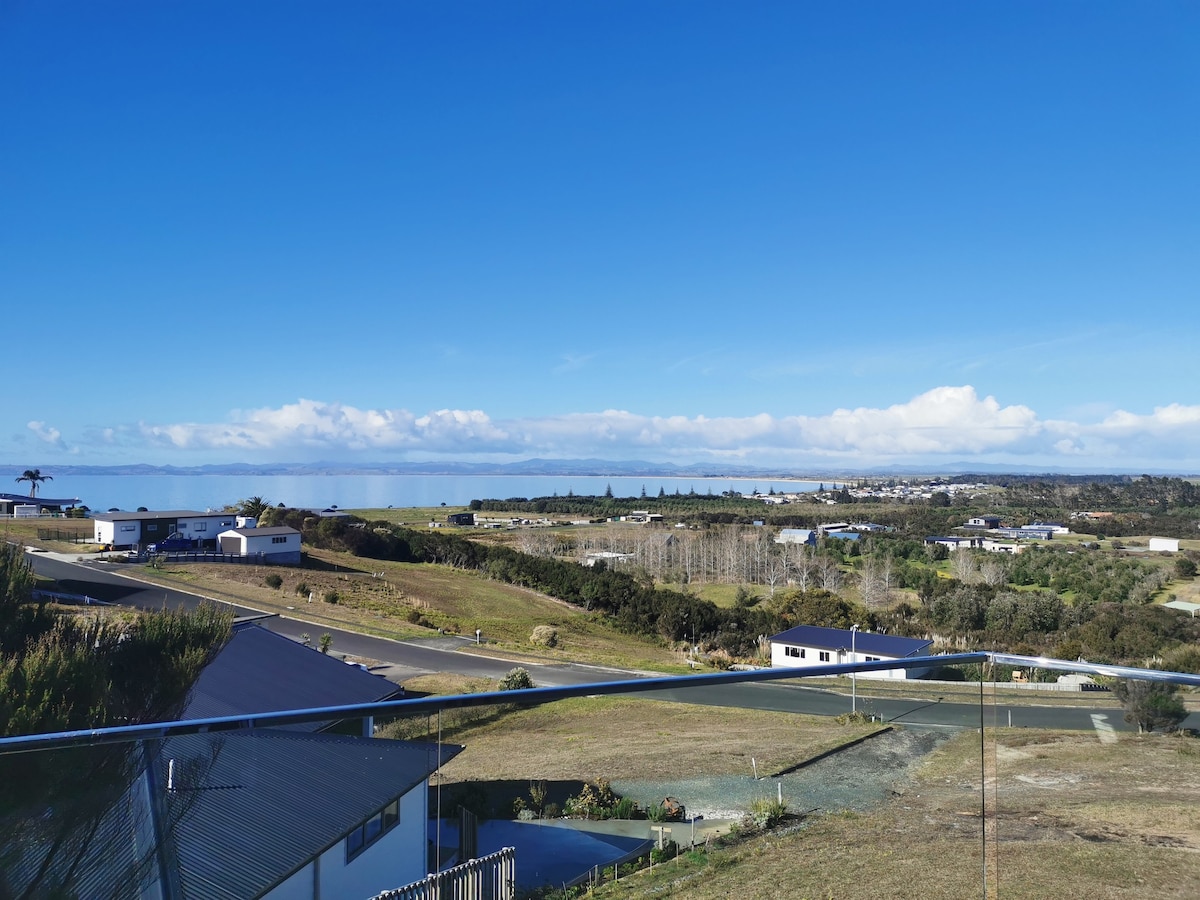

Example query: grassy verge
[81,546,686,672]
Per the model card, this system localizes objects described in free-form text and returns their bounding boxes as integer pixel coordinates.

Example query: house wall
[1149,538,1180,552]
[175,514,238,547]
[95,519,142,547]
[264,786,428,900]
[243,532,302,564]
[770,643,919,680]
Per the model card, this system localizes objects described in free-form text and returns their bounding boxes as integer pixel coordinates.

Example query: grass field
[583,725,1200,899]
[382,685,1200,898]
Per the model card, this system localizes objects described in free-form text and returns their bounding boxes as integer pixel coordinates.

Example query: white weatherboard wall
[1149,538,1180,552]
[95,519,141,545]
[770,643,922,680]
[175,513,238,544]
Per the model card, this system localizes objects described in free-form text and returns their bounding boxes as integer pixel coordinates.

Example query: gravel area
[610,726,953,820]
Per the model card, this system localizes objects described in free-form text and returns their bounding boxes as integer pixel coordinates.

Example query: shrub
[499,667,534,691]
[611,796,638,819]
[748,797,788,829]
[323,590,339,604]
[530,625,559,648]
[651,841,677,864]
[295,581,309,596]
[264,574,283,589]
[318,633,333,654]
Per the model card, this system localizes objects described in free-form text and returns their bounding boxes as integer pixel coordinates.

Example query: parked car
[146,532,196,553]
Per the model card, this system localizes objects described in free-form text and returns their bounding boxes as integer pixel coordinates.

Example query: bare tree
[859,556,894,609]
[786,543,816,591]
[979,557,1009,587]
[816,554,843,592]
[951,549,978,583]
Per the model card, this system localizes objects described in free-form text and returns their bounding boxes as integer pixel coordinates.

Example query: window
[272,535,288,544]
[146,523,158,532]
[818,651,831,662]
[346,799,400,862]
[120,525,136,532]
[866,656,880,662]
[785,647,806,658]
[193,522,207,532]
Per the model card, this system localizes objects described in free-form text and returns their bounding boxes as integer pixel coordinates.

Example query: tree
[15,468,52,497]
[1114,678,1187,733]
[235,496,271,519]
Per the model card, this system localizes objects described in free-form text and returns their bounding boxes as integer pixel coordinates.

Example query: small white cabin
[218,526,302,564]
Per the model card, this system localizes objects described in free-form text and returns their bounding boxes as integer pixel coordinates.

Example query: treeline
[270,509,1200,666]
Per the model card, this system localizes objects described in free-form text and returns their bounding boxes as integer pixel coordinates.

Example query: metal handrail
[1,650,1192,754]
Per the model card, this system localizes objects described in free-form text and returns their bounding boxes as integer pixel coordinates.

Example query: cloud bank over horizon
[20,386,1200,472]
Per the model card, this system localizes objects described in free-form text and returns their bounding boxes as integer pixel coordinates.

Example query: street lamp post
[850,624,859,714]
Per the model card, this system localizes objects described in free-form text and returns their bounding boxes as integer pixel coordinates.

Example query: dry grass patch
[434,696,880,783]
[112,548,683,670]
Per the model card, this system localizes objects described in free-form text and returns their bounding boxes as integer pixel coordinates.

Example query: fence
[370,847,516,900]
[36,527,90,542]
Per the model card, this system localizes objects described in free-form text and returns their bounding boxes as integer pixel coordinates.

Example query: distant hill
[2,460,1195,479]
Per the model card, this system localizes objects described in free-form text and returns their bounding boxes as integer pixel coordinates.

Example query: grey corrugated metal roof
[166,731,460,900]
[770,624,933,658]
[183,623,401,727]
[92,509,213,521]
[0,491,81,506]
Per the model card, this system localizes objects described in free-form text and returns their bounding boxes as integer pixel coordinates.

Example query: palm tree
[15,469,52,497]
[235,496,271,519]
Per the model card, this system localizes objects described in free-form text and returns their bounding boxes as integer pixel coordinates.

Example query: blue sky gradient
[3,1,1198,471]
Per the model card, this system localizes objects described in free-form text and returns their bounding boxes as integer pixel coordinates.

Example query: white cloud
[74,388,1200,469]
[27,421,66,449]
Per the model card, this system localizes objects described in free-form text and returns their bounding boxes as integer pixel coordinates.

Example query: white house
[925,535,983,551]
[218,526,302,564]
[965,516,1001,529]
[770,625,934,680]
[1023,522,1069,535]
[981,539,1025,554]
[93,509,239,548]
[583,550,635,567]
[1149,537,1181,552]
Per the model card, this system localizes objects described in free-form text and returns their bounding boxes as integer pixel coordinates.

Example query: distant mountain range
[2,459,1195,479]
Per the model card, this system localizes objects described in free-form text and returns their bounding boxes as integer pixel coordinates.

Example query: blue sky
[3,1,1199,472]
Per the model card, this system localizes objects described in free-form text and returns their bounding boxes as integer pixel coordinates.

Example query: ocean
[41,474,822,514]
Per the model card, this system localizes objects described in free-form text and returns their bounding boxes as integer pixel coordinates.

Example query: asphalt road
[26,550,1191,736]
[25,551,639,687]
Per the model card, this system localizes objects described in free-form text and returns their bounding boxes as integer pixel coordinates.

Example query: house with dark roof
[769,625,934,680]
[2,730,459,900]
[92,509,241,549]
[0,491,81,516]
[2,622,453,900]
[166,730,460,899]
[183,620,405,734]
